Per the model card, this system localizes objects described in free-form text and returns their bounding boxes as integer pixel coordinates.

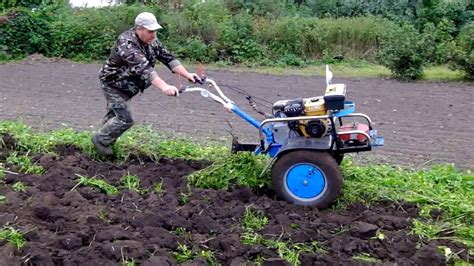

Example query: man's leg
[101,105,115,126]
[93,84,134,154]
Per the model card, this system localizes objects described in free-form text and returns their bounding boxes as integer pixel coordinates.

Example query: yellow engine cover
[303,96,327,116]
[298,97,328,137]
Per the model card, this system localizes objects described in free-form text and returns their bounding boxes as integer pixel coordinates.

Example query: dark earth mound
[0,140,469,265]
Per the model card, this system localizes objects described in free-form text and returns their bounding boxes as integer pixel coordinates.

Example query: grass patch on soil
[339,160,473,249]
[0,120,227,162]
[0,226,26,250]
[241,207,326,264]
[188,60,469,82]
[0,120,472,251]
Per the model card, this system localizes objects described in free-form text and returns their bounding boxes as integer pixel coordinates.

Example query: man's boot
[91,133,113,156]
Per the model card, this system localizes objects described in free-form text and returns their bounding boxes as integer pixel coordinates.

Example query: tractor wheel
[272,150,343,208]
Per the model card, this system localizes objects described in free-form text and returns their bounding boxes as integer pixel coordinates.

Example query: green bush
[0,0,62,10]
[0,8,52,58]
[422,19,456,64]
[48,4,156,61]
[223,0,297,18]
[377,23,428,81]
[416,0,472,33]
[216,13,263,62]
[48,8,118,60]
[258,16,395,61]
[450,23,474,79]
[0,0,472,72]
[174,37,215,63]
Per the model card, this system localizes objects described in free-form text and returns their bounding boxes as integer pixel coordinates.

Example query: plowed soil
[0,141,469,265]
[0,56,472,264]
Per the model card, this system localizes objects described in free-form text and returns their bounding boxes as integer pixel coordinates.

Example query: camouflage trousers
[96,83,134,146]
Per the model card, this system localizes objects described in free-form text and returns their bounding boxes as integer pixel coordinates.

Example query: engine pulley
[299,119,328,138]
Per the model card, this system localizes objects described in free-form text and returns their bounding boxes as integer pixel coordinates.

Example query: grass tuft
[72,174,119,196]
[339,160,474,248]
[0,226,26,250]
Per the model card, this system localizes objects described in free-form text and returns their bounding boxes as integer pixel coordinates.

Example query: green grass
[186,61,470,82]
[423,65,466,81]
[353,253,382,263]
[72,174,119,196]
[242,206,269,232]
[120,172,142,193]
[0,226,26,249]
[0,120,228,162]
[11,181,28,193]
[187,152,271,190]
[339,160,474,248]
[174,243,194,263]
[6,152,44,175]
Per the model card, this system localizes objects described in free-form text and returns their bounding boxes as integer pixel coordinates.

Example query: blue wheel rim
[285,163,326,200]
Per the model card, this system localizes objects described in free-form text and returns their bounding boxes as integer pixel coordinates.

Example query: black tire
[272,150,343,208]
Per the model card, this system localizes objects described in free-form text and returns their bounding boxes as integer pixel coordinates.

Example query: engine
[273,97,329,138]
[272,84,346,139]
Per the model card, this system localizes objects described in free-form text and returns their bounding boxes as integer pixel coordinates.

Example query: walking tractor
[181,66,384,209]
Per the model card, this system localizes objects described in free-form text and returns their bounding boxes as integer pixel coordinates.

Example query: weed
[0,164,5,180]
[120,172,141,193]
[174,227,191,239]
[187,152,271,190]
[0,121,226,162]
[178,192,191,206]
[121,246,136,266]
[241,231,265,245]
[12,181,27,193]
[242,206,269,232]
[340,161,474,248]
[352,253,382,263]
[153,181,164,195]
[6,152,44,175]
[411,219,456,241]
[72,174,118,196]
[0,195,5,203]
[373,230,385,241]
[122,259,136,266]
[0,226,26,249]
[174,243,193,263]
[290,223,300,230]
[198,250,217,266]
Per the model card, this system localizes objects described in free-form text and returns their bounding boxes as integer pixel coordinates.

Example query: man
[92,12,200,156]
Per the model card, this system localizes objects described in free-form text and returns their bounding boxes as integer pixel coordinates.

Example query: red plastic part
[338,123,370,142]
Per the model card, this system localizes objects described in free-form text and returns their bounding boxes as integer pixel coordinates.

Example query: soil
[0,141,469,265]
[0,55,472,169]
[0,56,472,264]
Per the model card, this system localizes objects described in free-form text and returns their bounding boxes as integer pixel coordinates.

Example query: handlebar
[179,77,234,110]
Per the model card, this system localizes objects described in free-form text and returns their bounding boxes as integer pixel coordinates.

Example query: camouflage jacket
[99,28,181,97]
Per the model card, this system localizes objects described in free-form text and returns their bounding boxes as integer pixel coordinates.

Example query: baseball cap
[135,12,162,31]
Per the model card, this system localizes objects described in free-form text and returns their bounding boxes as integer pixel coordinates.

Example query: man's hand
[161,84,179,96]
[186,73,202,84]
